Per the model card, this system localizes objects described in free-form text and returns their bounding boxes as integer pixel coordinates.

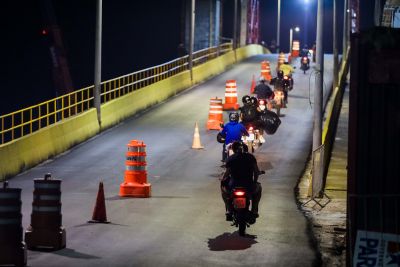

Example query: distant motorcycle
[271,90,285,116]
[300,56,310,74]
[229,170,265,236]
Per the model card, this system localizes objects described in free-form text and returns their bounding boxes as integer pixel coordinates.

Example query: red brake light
[234,191,245,196]
[259,100,265,105]
[249,126,253,131]
[284,76,288,80]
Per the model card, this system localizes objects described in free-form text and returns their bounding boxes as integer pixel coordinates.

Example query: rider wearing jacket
[221,141,262,221]
[253,76,274,100]
[219,112,248,163]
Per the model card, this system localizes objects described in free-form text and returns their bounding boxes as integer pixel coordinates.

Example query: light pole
[94,0,102,126]
[289,26,300,54]
[276,0,281,53]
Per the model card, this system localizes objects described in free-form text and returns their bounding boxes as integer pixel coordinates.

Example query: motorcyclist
[220,141,262,221]
[253,76,274,101]
[270,70,289,105]
[219,112,248,164]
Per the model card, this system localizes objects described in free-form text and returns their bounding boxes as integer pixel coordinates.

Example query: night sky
[1,0,376,116]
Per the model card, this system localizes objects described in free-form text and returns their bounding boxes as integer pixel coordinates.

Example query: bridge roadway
[10,54,333,267]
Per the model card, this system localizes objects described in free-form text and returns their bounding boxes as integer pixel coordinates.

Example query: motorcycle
[300,56,310,74]
[271,90,285,116]
[241,123,262,153]
[229,171,265,236]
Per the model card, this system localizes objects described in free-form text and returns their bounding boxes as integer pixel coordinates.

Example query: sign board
[354,230,400,266]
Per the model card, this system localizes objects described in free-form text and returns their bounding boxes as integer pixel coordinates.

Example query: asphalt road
[8,54,333,267]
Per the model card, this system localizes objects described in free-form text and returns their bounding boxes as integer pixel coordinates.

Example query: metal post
[333,0,338,89]
[94,0,102,126]
[374,0,382,26]
[233,0,238,50]
[313,0,324,197]
[216,0,221,56]
[289,28,293,55]
[343,0,348,58]
[189,0,195,82]
[277,0,281,53]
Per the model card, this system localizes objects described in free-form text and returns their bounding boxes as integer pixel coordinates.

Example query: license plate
[233,198,246,209]
[247,133,254,141]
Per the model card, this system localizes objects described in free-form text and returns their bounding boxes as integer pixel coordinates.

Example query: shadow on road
[52,248,101,259]
[208,232,258,251]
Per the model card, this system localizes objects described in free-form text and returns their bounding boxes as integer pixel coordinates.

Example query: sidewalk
[297,83,349,266]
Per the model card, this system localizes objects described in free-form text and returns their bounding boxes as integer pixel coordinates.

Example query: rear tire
[239,223,246,236]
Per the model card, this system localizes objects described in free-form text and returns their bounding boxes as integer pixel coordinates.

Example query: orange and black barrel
[25,173,66,250]
[0,181,27,266]
[120,140,151,197]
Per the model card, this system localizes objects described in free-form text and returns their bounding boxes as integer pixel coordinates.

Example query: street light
[289,26,300,53]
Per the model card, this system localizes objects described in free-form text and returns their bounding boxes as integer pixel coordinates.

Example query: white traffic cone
[191,122,204,149]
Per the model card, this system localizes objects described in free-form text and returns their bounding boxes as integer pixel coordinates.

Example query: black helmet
[242,95,251,104]
[277,70,284,79]
[229,112,239,122]
[216,132,226,143]
[232,141,245,154]
[250,96,258,105]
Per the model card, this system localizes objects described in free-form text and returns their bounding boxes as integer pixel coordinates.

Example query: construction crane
[40,0,74,98]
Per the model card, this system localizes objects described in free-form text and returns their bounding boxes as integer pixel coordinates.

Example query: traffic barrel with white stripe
[223,80,240,110]
[291,40,300,57]
[0,181,27,266]
[206,97,224,130]
[25,173,66,251]
[277,52,286,70]
[261,61,272,81]
[120,140,151,197]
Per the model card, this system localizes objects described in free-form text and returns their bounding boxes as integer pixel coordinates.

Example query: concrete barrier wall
[0,110,100,180]
[0,45,266,180]
[321,50,351,181]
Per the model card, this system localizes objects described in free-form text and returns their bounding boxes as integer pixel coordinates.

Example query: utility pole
[343,0,348,58]
[94,0,102,126]
[333,0,338,89]
[277,0,281,53]
[312,0,324,197]
[233,0,238,60]
[189,0,195,82]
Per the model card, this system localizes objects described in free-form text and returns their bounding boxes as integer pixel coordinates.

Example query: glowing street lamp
[289,26,300,53]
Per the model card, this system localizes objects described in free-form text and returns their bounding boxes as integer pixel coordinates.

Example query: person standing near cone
[218,112,248,165]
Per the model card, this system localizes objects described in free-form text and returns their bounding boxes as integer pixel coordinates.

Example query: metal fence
[0,42,232,145]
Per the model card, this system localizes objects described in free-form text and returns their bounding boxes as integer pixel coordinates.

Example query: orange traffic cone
[120,140,151,197]
[88,181,110,223]
[192,122,204,149]
[260,61,272,81]
[222,80,240,110]
[277,52,286,71]
[206,97,224,130]
[250,75,256,94]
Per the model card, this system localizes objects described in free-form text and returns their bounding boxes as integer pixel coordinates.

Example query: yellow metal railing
[0,42,233,145]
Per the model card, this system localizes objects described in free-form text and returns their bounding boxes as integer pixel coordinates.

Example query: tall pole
[289,28,293,54]
[277,0,281,53]
[189,0,195,82]
[233,0,238,49]
[343,0,348,58]
[333,0,338,89]
[313,0,324,197]
[94,0,102,126]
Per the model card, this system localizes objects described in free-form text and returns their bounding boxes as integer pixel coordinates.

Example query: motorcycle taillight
[259,100,265,105]
[234,191,245,196]
[284,76,288,80]
[248,126,253,131]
